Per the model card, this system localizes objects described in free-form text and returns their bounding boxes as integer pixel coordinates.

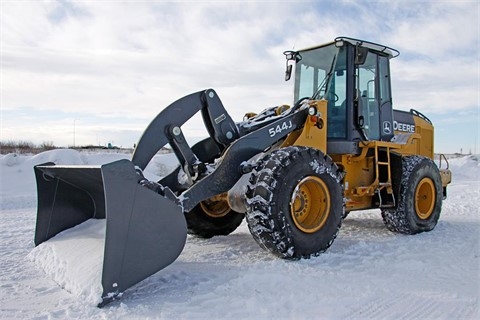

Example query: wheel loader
[33,37,452,306]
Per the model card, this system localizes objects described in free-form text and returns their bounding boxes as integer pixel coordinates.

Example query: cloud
[1,0,478,153]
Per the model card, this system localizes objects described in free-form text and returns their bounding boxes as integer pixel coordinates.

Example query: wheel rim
[200,194,231,218]
[415,177,436,220]
[290,176,330,233]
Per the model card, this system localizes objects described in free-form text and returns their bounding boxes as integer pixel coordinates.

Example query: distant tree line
[0,140,56,154]
[0,140,139,155]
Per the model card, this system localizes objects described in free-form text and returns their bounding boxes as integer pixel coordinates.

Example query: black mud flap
[33,159,187,307]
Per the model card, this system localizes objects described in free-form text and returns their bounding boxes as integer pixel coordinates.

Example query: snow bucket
[33,159,187,306]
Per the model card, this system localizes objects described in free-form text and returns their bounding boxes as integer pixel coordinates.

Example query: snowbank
[444,154,480,181]
[0,149,178,199]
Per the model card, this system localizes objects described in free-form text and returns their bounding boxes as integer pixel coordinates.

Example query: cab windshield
[294,43,348,139]
[294,43,338,102]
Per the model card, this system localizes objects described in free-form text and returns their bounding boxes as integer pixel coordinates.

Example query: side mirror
[283,50,301,82]
[285,64,293,81]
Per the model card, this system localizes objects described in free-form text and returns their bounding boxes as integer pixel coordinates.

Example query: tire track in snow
[344,291,477,319]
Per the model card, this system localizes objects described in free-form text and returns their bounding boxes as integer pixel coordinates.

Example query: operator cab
[285,37,399,154]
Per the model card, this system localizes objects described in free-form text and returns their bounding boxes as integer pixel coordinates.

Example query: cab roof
[298,36,400,58]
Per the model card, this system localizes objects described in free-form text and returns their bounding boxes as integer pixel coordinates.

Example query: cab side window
[357,52,380,140]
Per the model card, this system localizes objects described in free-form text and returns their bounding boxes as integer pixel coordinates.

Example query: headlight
[308,106,317,116]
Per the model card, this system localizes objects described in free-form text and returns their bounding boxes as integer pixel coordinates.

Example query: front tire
[186,196,244,239]
[245,146,344,259]
[381,156,443,234]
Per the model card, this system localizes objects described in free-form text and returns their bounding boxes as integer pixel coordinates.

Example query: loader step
[376,188,396,208]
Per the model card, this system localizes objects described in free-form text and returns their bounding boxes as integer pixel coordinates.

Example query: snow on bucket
[28,219,106,305]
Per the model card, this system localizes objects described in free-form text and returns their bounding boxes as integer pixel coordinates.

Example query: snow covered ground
[0,150,478,319]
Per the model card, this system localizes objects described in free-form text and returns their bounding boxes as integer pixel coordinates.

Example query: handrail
[438,153,450,170]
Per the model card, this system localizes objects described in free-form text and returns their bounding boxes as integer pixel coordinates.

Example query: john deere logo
[383,121,392,134]
[393,121,416,133]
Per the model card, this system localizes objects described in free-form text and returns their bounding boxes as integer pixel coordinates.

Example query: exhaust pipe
[34,159,187,306]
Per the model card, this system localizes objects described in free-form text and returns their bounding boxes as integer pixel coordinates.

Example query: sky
[1,0,479,154]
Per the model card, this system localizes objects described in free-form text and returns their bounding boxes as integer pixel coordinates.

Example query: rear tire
[185,197,244,239]
[381,156,442,234]
[245,146,344,259]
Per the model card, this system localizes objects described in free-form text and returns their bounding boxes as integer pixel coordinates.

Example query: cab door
[355,51,394,141]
